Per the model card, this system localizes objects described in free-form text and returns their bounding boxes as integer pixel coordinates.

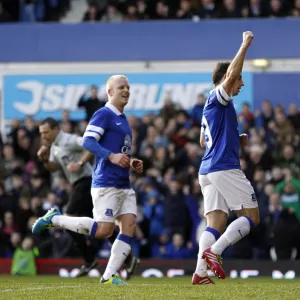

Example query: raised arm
[222,31,254,97]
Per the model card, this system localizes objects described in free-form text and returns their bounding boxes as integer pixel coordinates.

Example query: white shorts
[91,187,137,223]
[199,169,258,216]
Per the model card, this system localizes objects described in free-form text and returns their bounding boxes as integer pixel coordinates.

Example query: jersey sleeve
[83,109,109,141]
[67,134,84,151]
[215,84,232,106]
[49,146,58,163]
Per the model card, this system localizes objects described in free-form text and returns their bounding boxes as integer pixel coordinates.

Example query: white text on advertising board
[12,81,212,115]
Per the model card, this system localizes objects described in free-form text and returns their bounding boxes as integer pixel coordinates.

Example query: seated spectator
[124,4,141,21]
[163,233,195,259]
[287,103,300,131]
[290,0,300,17]
[176,0,195,19]
[82,4,101,22]
[155,1,169,19]
[219,0,241,18]
[101,5,123,22]
[152,230,172,258]
[198,0,218,19]
[248,0,264,18]
[266,0,285,17]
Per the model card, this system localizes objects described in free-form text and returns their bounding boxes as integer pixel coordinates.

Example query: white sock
[52,215,97,236]
[102,234,132,281]
[211,216,253,255]
[195,229,218,276]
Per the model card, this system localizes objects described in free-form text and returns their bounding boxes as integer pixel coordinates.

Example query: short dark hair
[212,61,231,85]
[40,117,59,129]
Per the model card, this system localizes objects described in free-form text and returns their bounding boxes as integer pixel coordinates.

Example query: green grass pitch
[0,276,299,300]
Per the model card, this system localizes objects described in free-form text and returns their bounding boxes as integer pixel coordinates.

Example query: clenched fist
[239,134,248,148]
[37,145,50,163]
[130,158,143,174]
[242,31,254,48]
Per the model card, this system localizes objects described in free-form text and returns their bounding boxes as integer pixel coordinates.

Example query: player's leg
[101,214,136,282]
[67,177,99,277]
[202,170,259,277]
[211,207,259,255]
[101,188,137,283]
[32,188,119,238]
[107,226,138,280]
[193,175,228,284]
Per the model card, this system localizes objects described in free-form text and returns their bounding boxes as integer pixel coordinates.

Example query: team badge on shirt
[121,135,132,154]
[105,209,113,217]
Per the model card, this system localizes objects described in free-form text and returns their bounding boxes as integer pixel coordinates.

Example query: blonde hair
[105,75,128,97]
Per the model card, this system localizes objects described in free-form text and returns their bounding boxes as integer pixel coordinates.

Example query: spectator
[143,187,165,240]
[248,0,264,18]
[124,4,141,21]
[288,103,300,131]
[290,0,300,17]
[163,233,195,259]
[164,179,191,238]
[101,5,123,22]
[176,0,195,19]
[275,170,300,220]
[266,0,285,17]
[82,4,101,22]
[191,93,206,125]
[256,100,274,129]
[238,102,255,132]
[78,86,106,121]
[155,1,169,19]
[220,0,241,18]
[152,230,172,258]
[198,0,218,19]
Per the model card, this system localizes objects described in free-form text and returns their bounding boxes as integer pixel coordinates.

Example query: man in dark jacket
[78,86,106,121]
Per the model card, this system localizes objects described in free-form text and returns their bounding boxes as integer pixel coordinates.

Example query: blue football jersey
[84,103,132,189]
[199,84,241,175]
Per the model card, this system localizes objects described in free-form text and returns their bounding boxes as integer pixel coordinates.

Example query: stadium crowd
[0,0,299,23]
[0,89,300,262]
[83,0,300,22]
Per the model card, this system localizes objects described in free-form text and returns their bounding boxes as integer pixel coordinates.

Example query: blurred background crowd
[0,0,299,23]
[0,85,300,262]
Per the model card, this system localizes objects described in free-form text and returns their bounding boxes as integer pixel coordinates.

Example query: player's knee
[94,223,115,239]
[238,208,260,227]
[250,214,260,226]
[120,222,136,237]
[118,214,136,236]
[242,213,260,227]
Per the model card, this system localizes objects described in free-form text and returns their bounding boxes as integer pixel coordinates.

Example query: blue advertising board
[0,20,299,62]
[253,73,300,111]
[3,73,253,120]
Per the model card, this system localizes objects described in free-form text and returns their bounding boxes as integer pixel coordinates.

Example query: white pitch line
[2,285,82,293]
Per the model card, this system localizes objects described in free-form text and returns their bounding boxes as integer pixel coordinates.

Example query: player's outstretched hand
[130,158,143,174]
[242,31,254,48]
[239,133,248,147]
[109,153,130,168]
[37,145,50,163]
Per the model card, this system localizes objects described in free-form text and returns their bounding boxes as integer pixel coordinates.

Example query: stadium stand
[0,0,300,268]
[0,0,299,23]
[1,97,300,261]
